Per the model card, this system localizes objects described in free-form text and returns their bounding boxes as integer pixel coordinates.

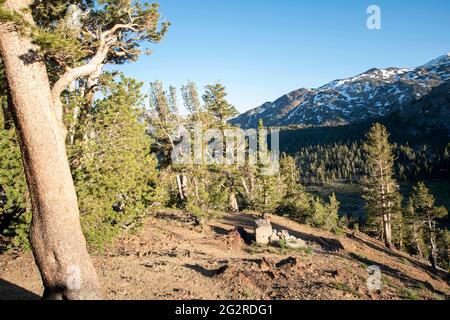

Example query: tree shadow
[271,222,344,252]
[221,214,257,230]
[210,225,255,244]
[154,210,194,224]
[183,264,229,278]
[210,225,230,236]
[19,49,43,65]
[350,234,449,282]
[0,279,41,300]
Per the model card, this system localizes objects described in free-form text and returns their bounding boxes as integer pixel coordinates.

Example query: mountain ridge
[231,54,450,128]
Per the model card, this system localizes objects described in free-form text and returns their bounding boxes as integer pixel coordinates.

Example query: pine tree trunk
[241,178,250,196]
[68,105,80,145]
[379,160,394,250]
[427,218,438,270]
[382,213,394,250]
[176,174,189,201]
[229,191,239,212]
[399,219,404,250]
[176,175,184,200]
[181,174,189,200]
[0,0,101,299]
[193,176,200,202]
[413,223,424,258]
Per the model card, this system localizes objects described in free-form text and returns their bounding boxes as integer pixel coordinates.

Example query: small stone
[269,232,280,245]
[254,219,272,245]
[279,230,290,241]
[227,228,246,250]
[285,237,307,249]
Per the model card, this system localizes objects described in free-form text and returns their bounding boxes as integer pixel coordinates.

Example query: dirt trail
[0,209,449,300]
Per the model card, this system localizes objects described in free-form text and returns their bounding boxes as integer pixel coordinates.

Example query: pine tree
[70,73,160,247]
[202,83,238,127]
[277,154,310,219]
[362,123,400,250]
[409,182,448,270]
[181,81,203,121]
[304,194,340,233]
[0,102,30,248]
[254,119,278,215]
[202,83,240,212]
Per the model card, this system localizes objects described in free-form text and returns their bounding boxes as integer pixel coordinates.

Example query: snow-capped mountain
[230,53,450,128]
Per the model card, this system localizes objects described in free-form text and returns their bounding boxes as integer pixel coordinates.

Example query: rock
[235,226,253,244]
[255,219,271,228]
[254,219,272,245]
[285,237,307,250]
[269,232,280,245]
[278,229,291,241]
[285,241,304,250]
[226,228,246,250]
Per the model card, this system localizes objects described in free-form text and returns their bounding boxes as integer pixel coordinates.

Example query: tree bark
[193,176,200,203]
[398,219,403,250]
[176,174,185,200]
[412,223,423,258]
[427,218,438,270]
[0,0,101,299]
[382,213,394,250]
[379,161,394,250]
[229,191,239,212]
[181,174,189,200]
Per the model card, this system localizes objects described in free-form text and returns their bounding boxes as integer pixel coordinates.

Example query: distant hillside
[275,81,450,154]
[231,53,450,128]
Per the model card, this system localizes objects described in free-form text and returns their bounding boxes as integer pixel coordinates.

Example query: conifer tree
[202,83,240,212]
[253,119,278,214]
[203,83,238,127]
[409,182,448,270]
[147,80,192,204]
[277,154,310,219]
[308,194,340,233]
[181,81,203,121]
[71,73,160,248]
[0,100,29,247]
[362,123,400,250]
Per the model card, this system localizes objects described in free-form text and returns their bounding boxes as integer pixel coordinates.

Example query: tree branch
[50,22,140,118]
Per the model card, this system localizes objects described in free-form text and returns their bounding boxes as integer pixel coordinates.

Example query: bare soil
[0,209,449,300]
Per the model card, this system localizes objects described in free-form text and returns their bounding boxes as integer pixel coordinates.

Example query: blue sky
[114,0,450,113]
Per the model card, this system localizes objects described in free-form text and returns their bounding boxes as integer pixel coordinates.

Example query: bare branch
[50,22,142,106]
[51,39,109,106]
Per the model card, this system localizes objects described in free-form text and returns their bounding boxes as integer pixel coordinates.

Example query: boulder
[285,237,307,250]
[226,228,246,250]
[255,219,271,228]
[269,232,280,245]
[254,219,272,245]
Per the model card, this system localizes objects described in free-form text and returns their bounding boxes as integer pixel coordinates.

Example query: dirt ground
[0,209,449,300]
